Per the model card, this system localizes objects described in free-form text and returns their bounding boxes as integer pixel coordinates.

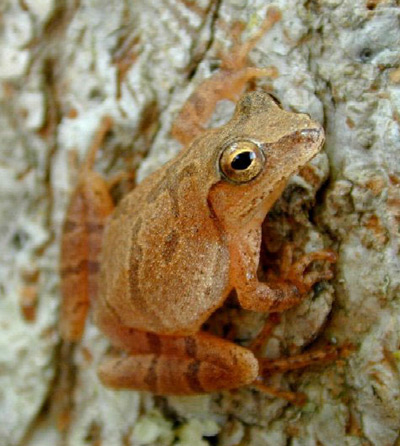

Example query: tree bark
[1,0,399,445]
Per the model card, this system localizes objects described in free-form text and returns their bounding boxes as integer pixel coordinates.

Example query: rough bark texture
[1,1,399,445]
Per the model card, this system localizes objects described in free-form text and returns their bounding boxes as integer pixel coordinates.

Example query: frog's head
[208,91,325,230]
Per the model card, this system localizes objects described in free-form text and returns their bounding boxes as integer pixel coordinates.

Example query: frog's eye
[219,140,265,183]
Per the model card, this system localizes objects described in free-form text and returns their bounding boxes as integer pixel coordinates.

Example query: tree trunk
[1,1,399,445]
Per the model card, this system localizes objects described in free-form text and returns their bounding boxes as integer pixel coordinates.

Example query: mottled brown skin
[60,9,339,397]
[98,93,326,338]
[61,92,336,395]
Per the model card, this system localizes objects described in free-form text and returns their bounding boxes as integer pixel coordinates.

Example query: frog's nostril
[300,128,324,143]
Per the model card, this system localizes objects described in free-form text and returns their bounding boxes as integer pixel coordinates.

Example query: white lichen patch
[0,30,60,443]
[175,418,220,446]
[132,409,174,446]
[53,324,142,446]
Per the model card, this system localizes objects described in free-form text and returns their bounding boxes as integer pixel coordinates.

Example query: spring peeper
[60,8,339,397]
[60,90,340,396]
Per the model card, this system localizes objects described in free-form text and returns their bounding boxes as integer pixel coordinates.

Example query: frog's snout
[300,127,323,141]
[299,127,325,147]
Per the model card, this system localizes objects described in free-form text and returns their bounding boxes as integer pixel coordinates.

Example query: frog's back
[97,157,230,335]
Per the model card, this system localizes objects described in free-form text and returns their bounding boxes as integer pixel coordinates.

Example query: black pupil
[231,151,255,170]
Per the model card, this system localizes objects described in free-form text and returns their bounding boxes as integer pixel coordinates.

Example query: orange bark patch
[298,164,321,188]
[365,176,385,196]
[346,116,355,128]
[364,214,389,245]
[389,67,400,84]
[19,285,38,322]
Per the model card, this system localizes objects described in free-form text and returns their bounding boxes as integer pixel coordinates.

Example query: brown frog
[60,7,339,398]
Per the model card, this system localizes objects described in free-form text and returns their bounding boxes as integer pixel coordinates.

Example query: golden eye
[219,140,265,183]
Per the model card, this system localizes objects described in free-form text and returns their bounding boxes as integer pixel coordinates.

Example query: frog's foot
[221,6,282,71]
[258,244,337,312]
[97,328,258,395]
[258,344,351,376]
[234,233,337,313]
[251,344,352,405]
[248,321,308,406]
[106,170,135,191]
[251,380,307,406]
[277,244,338,294]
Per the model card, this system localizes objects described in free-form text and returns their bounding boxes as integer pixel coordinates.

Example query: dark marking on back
[145,156,199,220]
[128,217,143,296]
[162,229,179,262]
[166,162,198,218]
[128,217,163,329]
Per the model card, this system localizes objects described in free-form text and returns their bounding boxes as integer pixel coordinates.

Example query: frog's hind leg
[258,344,351,377]
[97,327,258,395]
[171,65,278,146]
[171,7,281,147]
[247,313,351,405]
[60,117,114,341]
[221,6,282,72]
[253,344,352,405]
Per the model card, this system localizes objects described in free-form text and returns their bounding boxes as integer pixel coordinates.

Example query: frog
[60,7,339,397]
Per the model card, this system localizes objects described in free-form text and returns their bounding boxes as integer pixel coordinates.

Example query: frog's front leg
[95,315,258,394]
[270,243,337,294]
[231,228,336,313]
